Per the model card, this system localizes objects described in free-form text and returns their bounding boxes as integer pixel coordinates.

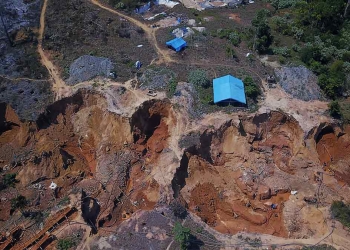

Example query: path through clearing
[90,0,175,64]
[38,0,67,98]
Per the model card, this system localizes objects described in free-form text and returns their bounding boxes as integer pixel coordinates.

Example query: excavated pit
[172,111,308,236]
[315,124,350,185]
[0,91,171,243]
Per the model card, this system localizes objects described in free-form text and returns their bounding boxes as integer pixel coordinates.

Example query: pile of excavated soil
[274,66,322,101]
[67,55,113,85]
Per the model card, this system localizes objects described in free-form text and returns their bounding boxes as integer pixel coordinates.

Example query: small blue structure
[213,75,246,104]
[166,37,187,52]
[135,60,142,69]
[135,2,150,14]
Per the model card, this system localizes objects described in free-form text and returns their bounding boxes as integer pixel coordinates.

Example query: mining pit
[1,91,350,248]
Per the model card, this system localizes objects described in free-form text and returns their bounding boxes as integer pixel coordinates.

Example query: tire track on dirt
[90,0,174,64]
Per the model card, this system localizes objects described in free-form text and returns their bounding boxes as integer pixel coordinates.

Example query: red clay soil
[316,125,350,184]
[252,112,303,174]
[189,183,225,227]
[316,130,350,165]
[0,92,172,245]
[188,182,288,237]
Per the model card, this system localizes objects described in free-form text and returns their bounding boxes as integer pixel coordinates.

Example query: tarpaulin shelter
[166,37,187,52]
[213,75,246,104]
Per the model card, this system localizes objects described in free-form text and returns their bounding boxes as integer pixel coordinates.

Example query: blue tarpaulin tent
[135,2,150,14]
[166,37,187,52]
[213,75,246,104]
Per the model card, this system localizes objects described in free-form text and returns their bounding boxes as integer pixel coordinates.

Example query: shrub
[226,46,237,59]
[328,101,341,118]
[11,195,27,211]
[331,201,350,228]
[57,238,75,250]
[269,0,302,10]
[272,46,291,57]
[188,69,209,88]
[2,173,17,188]
[244,76,260,100]
[173,222,191,250]
[217,29,232,39]
[318,73,344,99]
[167,78,178,97]
[229,32,241,46]
[291,26,304,40]
[292,44,300,52]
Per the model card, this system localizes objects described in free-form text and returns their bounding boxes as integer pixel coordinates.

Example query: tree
[252,10,273,53]
[188,69,210,88]
[173,222,191,250]
[328,101,341,118]
[318,60,346,98]
[295,0,347,33]
[11,195,27,212]
[244,76,260,100]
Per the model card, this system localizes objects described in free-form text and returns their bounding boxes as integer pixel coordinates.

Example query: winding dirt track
[38,0,66,96]
[90,0,174,64]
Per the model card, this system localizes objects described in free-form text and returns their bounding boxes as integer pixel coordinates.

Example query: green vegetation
[167,78,178,98]
[331,200,350,229]
[188,69,210,88]
[173,222,191,250]
[302,244,336,250]
[252,9,273,53]
[216,29,241,46]
[269,0,302,10]
[57,238,76,250]
[244,76,260,100]
[1,173,17,189]
[226,46,237,59]
[259,0,350,122]
[108,0,148,11]
[329,101,341,118]
[11,195,27,211]
[58,196,71,206]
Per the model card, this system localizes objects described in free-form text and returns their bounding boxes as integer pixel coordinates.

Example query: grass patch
[331,201,350,229]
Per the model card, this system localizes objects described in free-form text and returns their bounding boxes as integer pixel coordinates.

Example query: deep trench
[130,100,163,144]
[171,147,198,198]
[315,125,335,144]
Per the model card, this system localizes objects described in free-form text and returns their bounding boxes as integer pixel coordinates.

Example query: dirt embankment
[0,90,172,247]
[314,123,350,186]
[171,111,324,237]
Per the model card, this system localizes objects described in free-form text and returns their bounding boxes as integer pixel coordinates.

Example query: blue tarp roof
[166,37,187,52]
[213,75,246,104]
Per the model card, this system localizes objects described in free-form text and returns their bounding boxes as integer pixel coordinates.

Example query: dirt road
[38,0,67,98]
[90,0,174,64]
